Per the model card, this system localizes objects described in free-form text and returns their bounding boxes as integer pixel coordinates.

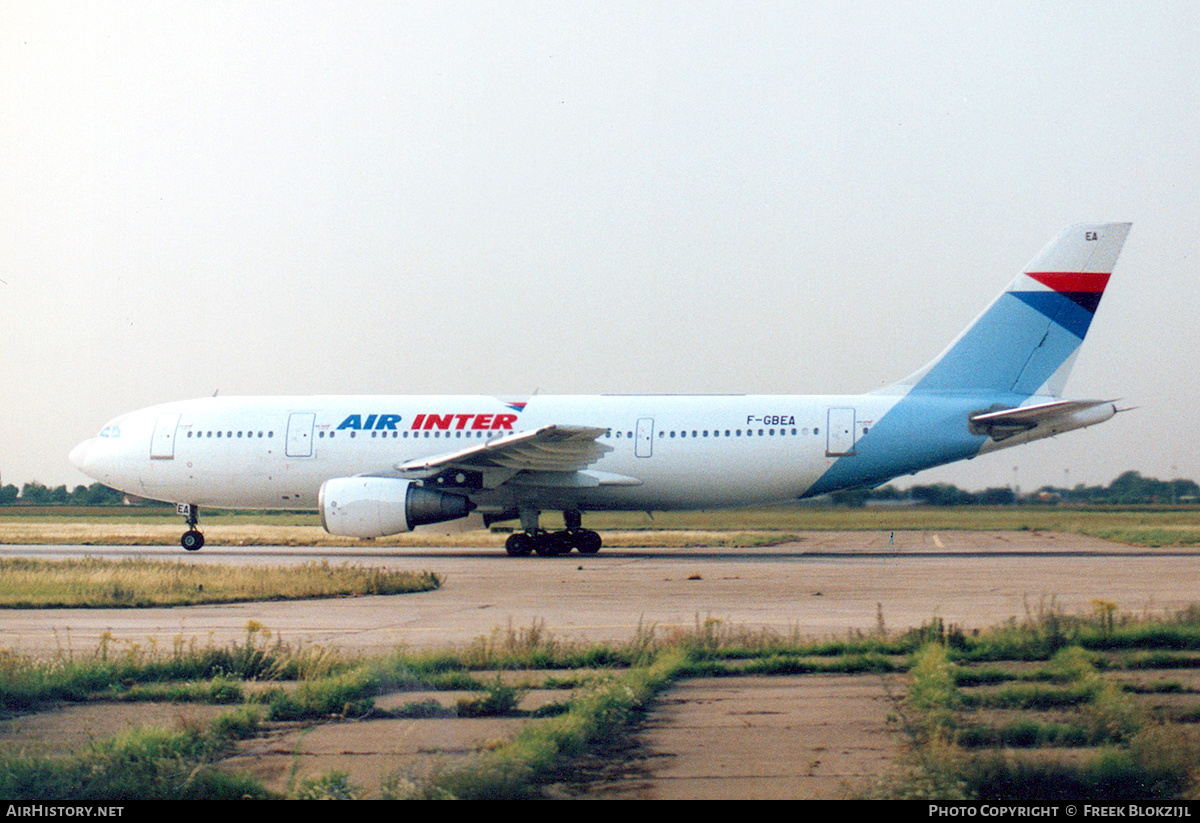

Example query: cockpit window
[100,426,121,438]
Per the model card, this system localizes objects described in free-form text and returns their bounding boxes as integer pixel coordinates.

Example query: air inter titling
[335,413,520,432]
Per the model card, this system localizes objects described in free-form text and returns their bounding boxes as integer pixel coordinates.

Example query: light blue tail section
[896,223,1130,396]
[804,223,1130,497]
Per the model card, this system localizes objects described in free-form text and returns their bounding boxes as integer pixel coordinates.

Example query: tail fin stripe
[1024,272,1113,314]
[1025,271,1112,294]
[1011,291,1098,338]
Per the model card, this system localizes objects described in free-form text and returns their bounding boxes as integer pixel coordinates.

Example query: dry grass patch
[6,504,1200,547]
[0,558,439,607]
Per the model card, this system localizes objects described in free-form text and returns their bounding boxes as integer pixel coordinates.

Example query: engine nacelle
[319,477,473,538]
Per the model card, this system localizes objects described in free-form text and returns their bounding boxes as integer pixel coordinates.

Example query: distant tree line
[0,482,126,506]
[831,471,1199,507]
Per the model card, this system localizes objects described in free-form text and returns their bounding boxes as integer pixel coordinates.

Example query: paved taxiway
[2,531,1197,656]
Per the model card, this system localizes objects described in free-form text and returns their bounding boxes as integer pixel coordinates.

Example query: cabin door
[635,418,655,458]
[825,407,857,457]
[150,413,180,459]
[286,412,316,458]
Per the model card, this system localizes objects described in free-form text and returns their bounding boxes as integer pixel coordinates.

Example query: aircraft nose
[69,439,93,472]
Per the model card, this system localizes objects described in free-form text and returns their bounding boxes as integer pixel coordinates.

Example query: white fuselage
[71,393,919,514]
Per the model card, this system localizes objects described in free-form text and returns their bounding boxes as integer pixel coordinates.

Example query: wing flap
[396,425,617,484]
[508,470,643,488]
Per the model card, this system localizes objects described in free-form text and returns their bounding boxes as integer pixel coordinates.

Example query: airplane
[70,222,1131,557]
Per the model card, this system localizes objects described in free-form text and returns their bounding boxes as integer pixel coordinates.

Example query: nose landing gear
[178,504,204,551]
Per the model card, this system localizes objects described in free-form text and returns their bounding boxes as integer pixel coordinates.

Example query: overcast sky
[2,1,1197,494]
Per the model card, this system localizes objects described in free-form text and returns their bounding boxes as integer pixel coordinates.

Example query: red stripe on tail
[1026,271,1111,293]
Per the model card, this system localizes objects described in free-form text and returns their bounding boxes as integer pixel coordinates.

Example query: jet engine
[319,477,473,538]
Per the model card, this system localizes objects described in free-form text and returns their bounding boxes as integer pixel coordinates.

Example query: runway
[2,531,1197,657]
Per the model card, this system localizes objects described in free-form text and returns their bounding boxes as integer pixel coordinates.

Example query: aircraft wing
[395,425,641,489]
[969,399,1117,441]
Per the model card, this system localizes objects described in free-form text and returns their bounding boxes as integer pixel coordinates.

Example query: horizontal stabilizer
[969,399,1116,441]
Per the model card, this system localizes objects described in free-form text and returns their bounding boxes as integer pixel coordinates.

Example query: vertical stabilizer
[896,223,1131,396]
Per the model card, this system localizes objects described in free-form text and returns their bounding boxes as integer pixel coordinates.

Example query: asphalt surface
[2,531,1197,656]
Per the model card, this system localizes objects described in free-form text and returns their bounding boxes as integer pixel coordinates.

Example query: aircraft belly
[569,460,812,510]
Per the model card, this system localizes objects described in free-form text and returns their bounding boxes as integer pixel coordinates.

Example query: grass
[8,596,1200,797]
[0,620,355,715]
[4,504,1200,546]
[0,619,1195,801]
[0,615,689,799]
[871,630,1200,801]
[410,648,689,799]
[568,505,1200,546]
[0,706,272,800]
[0,557,439,607]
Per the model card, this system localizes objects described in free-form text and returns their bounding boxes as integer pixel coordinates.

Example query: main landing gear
[178,503,205,551]
[504,509,602,558]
